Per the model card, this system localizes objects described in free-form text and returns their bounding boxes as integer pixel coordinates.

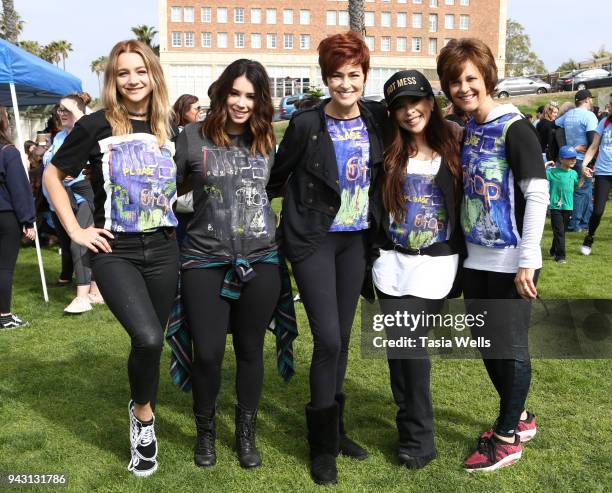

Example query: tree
[90,56,108,95]
[590,45,611,61]
[18,40,41,56]
[555,59,579,74]
[504,19,546,77]
[131,24,159,55]
[40,42,61,65]
[348,0,365,35]
[54,40,73,70]
[0,0,21,43]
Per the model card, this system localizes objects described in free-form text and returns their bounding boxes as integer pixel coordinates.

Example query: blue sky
[15,0,610,98]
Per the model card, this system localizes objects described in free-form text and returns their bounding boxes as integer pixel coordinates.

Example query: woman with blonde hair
[44,40,178,477]
[536,101,559,160]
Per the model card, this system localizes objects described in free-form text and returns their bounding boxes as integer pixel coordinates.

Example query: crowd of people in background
[0,31,610,486]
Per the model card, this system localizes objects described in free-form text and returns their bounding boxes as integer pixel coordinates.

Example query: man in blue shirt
[554,89,599,231]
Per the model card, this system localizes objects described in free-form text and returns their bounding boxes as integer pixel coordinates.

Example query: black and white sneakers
[0,313,28,330]
[127,400,158,477]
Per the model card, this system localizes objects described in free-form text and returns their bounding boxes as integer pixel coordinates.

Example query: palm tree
[90,56,108,95]
[348,0,365,35]
[54,40,73,70]
[0,0,20,43]
[18,40,41,56]
[131,24,158,47]
[41,41,61,66]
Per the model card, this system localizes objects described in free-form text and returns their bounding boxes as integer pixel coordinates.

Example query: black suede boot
[194,410,216,467]
[305,403,339,485]
[335,393,368,460]
[235,404,262,468]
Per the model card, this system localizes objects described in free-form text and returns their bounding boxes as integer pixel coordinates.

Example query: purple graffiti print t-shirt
[325,115,370,232]
[52,110,178,233]
[174,122,276,258]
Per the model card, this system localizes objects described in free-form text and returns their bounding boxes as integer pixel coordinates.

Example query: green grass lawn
[2,206,611,492]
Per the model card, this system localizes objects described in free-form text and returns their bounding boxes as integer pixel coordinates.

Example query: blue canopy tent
[0,38,83,302]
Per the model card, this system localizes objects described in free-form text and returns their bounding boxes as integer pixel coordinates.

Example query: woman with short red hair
[268,31,386,485]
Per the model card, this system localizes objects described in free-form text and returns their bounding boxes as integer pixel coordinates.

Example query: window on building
[445,0,454,4]
[235,8,245,23]
[234,33,244,48]
[381,12,391,27]
[326,11,337,26]
[460,14,469,30]
[413,13,423,28]
[184,7,194,22]
[365,36,375,51]
[445,14,454,29]
[283,9,293,24]
[217,32,228,48]
[412,37,422,52]
[217,7,227,23]
[171,31,181,47]
[300,34,311,50]
[202,32,212,48]
[339,11,349,26]
[365,11,375,27]
[430,0,438,6]
[381,36,391,51]
[300,9,310,25]
[251,33,262,49]
[284,33,294,49]
[184,32,194,47]
[397,12,407,28]
[266,8,276,24]
[201,7,211,23]
[397,37,407,51]
[251,8,262,24]
[443,38,452,46]
[266,33,276,48]
[413,0,423,3]
[429,14,437,32]
[171,7,182,22]
[428,37,437,54]
[460,0,469,5]
[398,0,407,3]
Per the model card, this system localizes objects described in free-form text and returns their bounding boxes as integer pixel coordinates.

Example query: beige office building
[159,0,507,105]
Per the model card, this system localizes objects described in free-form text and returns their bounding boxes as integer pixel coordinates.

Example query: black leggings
[182,263,281,414]
[0,212,21,313]
[72,202,93,286]
[587,175,612,237]
[292,231,366,409]
[463,268,539,437]
[91,230,179,406]
[52,212,73,282]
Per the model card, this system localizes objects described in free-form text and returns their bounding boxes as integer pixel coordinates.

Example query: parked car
[494,77,551,98]
[558,68,612,91]
[279,93,308,120]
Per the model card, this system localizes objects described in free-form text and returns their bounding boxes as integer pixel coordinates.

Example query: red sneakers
[464,435,522,473]
[480,412,537,443]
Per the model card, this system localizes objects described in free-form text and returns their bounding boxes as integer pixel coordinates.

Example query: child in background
[546,145,589,263]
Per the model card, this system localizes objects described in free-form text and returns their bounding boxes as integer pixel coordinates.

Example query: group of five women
[42,32,547,482]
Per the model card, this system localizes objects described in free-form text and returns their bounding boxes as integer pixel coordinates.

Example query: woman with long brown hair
[173,59,280,470]
[372,70,464,469]
[44,39,178,477]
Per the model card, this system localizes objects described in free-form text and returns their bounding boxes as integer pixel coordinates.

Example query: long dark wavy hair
[383,96,462,221]
[0,107,13,146]
[202,59,274,156]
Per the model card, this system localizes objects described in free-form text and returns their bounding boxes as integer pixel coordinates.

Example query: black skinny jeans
[376,288,443,457]
[0,211,21,313]
[588,175,612,237]
[91,229,179,406]
[51,212,73,282]
[182,263,281,414]
[292,231,367,409]
[550,209,571,260]
[463,268,539,437]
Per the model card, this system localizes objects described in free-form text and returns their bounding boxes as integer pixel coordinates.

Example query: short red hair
[317,31,370,83]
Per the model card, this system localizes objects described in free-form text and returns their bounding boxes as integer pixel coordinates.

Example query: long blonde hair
[102,40,171,145]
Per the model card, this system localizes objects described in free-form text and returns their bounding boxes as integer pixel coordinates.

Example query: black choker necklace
[127,110,147,117]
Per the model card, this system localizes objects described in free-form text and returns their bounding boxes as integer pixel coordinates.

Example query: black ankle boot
[305,403,339,485]
[335,393,368,460]
[235,404,261,468]
[194,410,216,467]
